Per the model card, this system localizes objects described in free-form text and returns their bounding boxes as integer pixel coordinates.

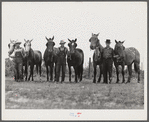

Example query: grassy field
[5,75,144,109]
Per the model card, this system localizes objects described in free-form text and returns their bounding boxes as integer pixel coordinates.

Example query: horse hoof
[125,81,130,84]
[97,80,101,83]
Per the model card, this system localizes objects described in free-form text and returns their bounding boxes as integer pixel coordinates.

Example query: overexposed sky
[2,2,147,67]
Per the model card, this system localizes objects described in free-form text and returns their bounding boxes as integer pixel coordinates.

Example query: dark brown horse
[24,39,42,81]
[43,36,57,81]
[67,38,84,83]
[114,40,140,83]
[89,33,104,83]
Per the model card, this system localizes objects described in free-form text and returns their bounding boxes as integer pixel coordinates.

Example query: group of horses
[8,33,141,84]
[8,37,84,83]
[90,33,140,84]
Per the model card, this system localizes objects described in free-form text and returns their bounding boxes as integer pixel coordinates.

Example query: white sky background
[2,2,147,68]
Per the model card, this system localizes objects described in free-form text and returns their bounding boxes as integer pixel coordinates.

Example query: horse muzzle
[90,45,96,50]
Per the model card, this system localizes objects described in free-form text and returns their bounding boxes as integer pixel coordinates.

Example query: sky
[2,2,147,68]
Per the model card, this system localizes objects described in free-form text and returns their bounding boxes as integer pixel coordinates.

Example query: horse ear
[68,43,70,47]
[52,36,54,40]
[122,40,125,44]
[30,39,33,42]
[68,38,72,42]
[89,39,91,42]
[24,43,25,47]
[97,33,99,36]
[10,39,12,43]
[92,33,94,36]
[115,40,118,44]
[75,38,77,42]
[46,43,48,47]
[45,36,49,41]
[24,39,27,42]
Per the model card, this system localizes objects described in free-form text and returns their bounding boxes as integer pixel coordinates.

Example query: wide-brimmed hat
[59,40,66,44]
[105,39,111,43]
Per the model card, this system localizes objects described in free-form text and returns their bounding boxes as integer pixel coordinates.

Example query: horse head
[24,39,33,57]
[114,40,125,62]
[45,36,55,53]
[68,38,77,54]
[8,39,17,55]
[89,33,100,50]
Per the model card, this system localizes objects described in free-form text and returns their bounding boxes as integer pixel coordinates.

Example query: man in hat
[9,41,25,82]
[101,39,114,84]
[55,40,68,83]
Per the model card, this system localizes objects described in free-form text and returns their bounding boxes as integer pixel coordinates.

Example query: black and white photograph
[2,1,147,120]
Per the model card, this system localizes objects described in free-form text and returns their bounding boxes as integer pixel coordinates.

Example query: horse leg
[77,66,81,82]
[28,66,31,81]
[25,62,28,81]
[68,65,71,82]
[126,64,132,83]
[31,64,34,81]
[28,64,34,81]
[80,65,83,82]
[54,64,56,82]
[93,64,97,83]
[98,65,102,83]
[122,65,125,83]
[36,64,38,75]
[39,64,42,81]
[50,64,53,81]
[74,66,78,83]
[134,62,140,83]
[115,66,120,83]
[46,65,49,81]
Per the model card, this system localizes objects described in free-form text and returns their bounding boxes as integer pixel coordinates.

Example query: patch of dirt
[104,102,116,108]
[9,97,29,103]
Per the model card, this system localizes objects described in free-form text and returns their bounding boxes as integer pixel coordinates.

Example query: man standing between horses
[56,40,68,83]
[102,39,114,84]
[8,41,25,82]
